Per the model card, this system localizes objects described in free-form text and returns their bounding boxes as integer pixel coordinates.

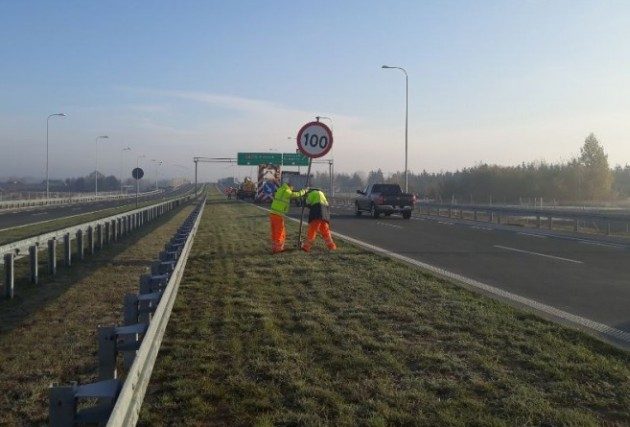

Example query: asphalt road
[0,185,193,231]
[288,205,630,338]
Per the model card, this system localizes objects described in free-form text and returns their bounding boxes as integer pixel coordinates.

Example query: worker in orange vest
[301,188,337,252]
[269,181,307,253]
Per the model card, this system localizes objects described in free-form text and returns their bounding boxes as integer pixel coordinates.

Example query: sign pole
[297,157,313,248]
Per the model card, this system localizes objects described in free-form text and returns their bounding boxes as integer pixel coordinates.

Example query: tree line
[310,133,628,203]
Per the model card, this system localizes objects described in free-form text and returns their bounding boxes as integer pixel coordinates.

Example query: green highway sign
[281,153,309,166]
[237,152,309,166]
[237,152,282,165]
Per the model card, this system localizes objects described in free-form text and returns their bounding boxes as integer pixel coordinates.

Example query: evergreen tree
[577,133,612,200]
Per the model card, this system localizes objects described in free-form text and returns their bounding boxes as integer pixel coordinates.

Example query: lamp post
[120,146,131,194]
[382,65,409,193]
[151,159,162,191]
[46,113,67,199]
[316,116,335,197]
[136,155,145,206]
[94,135,109,196]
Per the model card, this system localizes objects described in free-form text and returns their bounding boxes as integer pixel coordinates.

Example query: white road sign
[296,121,333,158]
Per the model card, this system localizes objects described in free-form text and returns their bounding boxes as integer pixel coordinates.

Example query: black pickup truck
[355,183,415,219]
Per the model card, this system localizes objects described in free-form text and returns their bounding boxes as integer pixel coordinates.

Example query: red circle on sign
[296,121,333,158]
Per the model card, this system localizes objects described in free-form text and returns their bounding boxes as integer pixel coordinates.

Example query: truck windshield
[372,184,401,194]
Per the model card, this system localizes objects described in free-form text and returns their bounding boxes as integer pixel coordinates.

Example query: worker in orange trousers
[302,188,337,252]
[269,182,307,253]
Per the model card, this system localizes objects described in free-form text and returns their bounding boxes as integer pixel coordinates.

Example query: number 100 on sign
[296,121,333,158]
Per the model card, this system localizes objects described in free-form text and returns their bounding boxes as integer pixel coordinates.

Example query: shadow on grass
[0,203,189,338]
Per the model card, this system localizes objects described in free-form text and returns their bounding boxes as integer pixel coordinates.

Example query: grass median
[0,203,194,424]
[141,195,629,426]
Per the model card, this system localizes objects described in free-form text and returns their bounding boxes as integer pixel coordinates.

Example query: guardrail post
[4,253,15,299]
[574,219,579,233]
[96,224,103,251]
[87,226,95,255]
[63,233,71,267]
[112,220,118,243]
[536,215,541,228]
[98,326,117,380]
[448,207,452,218]
[29,245,38,284]
[489,212,494,223]
[606,222,611,235]
[473,210,478,221]
[76,230,85,261]
[48,238,57,276]
[104,222,110,245]
[497,215,501,224]
[459,209,463,218]
[49,384,76,426]
[548,216,553,230]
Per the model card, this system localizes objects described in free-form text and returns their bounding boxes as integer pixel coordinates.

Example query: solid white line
[251,203,629,348]
[518,232,547,239]
[494,245,583,264]
[578,240,626,249]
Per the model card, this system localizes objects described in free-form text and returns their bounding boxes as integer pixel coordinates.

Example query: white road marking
[494,245,583,264]
[578,240,626,249]
[30,212,47,216]
[375,221,403,229]
[518,232,547,239]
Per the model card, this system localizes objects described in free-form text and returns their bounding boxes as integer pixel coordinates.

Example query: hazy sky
[1,1,630,182]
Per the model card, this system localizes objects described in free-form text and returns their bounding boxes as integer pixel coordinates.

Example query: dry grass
[140,195,630,426]
[0,203,193,424]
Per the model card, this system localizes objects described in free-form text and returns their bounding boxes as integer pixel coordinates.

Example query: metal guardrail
[328,197,630,236]
[0,192,197,299]
[0,189,165,211]
[48,197,205,426]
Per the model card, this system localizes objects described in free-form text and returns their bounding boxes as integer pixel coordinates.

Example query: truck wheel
[371,204,380,219]
[355,203,362,216]
[403,211,411,219]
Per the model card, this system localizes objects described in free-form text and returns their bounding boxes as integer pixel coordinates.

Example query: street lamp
[382,65,409,193]
[151,159,162,191]
[120,146,131,194]
[94,135,109,196]
[135,155,146,206]
[46,113,67,199]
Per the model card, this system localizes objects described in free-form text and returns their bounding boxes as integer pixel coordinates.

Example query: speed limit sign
[296,121,333,158]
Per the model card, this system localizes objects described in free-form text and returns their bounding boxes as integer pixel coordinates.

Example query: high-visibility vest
[306,190,328,206]
[306,189,331,223]
[270,184,305,215]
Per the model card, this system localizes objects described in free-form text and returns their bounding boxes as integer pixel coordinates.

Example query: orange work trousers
[302,219,337,251]
[269,213,286,253]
